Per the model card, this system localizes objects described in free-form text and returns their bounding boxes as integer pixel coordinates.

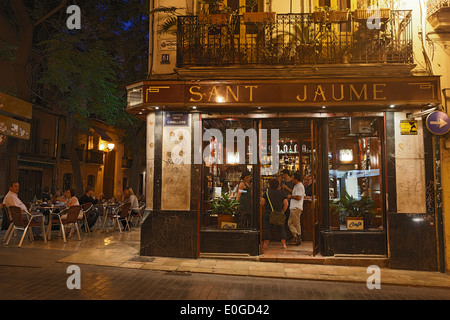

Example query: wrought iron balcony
[176,10,413,68]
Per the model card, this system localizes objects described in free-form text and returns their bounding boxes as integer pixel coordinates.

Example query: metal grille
[176,11,413,68]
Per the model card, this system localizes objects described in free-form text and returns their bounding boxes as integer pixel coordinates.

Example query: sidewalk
[1,227,449,289]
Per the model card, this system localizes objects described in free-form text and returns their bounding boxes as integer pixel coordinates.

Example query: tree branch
[33,0,68,27]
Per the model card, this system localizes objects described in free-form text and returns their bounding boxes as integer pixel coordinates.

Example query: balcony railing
[176,10,413,68]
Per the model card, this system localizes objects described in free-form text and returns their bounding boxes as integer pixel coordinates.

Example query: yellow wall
[440,139,450,272]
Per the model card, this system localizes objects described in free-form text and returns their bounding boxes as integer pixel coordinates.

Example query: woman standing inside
[235,170,253,228]
[261,179,288,250]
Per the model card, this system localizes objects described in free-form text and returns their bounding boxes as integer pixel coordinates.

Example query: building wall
[424,0,450,271]
[394,111,426,213]
[145,0,447,268]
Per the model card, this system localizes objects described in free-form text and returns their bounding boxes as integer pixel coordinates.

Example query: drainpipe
[419,0,435,75]
[148,0,155,77]
[419,0,447,272]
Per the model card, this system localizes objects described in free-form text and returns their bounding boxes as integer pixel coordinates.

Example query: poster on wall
[400,120,418,135]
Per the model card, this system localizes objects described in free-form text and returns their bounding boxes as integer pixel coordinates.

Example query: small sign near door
[164,112,190,126]
[400,120,418,135]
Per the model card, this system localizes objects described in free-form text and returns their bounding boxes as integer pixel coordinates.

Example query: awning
[93,127,113,141]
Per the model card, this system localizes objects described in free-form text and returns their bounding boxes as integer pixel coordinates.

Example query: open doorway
[260,118,323,261]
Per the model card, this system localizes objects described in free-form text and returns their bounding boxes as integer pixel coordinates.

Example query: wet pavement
[0,226,449,302]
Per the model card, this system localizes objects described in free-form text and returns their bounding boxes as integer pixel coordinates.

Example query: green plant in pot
[331,192,376,230]
[211,192,240,229]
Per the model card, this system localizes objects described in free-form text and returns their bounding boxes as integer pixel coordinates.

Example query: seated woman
[58,188,82,238]
[122,187,140,226]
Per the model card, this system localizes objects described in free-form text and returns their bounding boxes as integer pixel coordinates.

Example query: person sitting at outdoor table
[57,188,82,238]
[2,181,43,239]
[122,187,139,227]
[39,186,52,203]
[78,186,100,230]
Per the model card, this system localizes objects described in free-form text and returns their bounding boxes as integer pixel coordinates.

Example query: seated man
[2,181,43,238]
[78,186,99,230]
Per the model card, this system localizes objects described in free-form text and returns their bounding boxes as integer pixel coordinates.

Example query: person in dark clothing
[261,178,289,250]
[39,186,52,202]
[78,186,99,230]
[236,170,253,228]
[303,175,312,198]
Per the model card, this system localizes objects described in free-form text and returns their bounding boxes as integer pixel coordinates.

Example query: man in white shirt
[287,172,305,246]
[3,181,28,212]
[2,181,43,239]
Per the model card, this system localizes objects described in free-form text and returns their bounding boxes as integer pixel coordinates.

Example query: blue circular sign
[426,111,450,135]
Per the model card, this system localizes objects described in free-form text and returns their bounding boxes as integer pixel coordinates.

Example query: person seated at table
[122,187,139,227]
[52,189,63,203]
[58,188,83,238]
[78,186,100,230]
[97,192,105,203]
[39,186,52,203]
[3,181,43,239]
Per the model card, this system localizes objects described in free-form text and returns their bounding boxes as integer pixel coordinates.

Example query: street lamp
[99,141,115,152]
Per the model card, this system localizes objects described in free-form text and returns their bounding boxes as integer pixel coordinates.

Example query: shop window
[328,117,383,231]
[201,119,257,231]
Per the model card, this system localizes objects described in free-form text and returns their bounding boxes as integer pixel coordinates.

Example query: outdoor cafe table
[100,202,122,232]
[33,202,68,241]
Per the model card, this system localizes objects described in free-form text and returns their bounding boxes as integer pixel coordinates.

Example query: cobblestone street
[1,263,449,302]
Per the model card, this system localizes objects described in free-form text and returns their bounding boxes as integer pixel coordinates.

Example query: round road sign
[426,111,450,135]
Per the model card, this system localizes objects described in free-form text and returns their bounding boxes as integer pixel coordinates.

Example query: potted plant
[210,192,240,229]
[243,11,276,24]
[329,9,350,23]
[330,192,376,230]
[354,8,391,22]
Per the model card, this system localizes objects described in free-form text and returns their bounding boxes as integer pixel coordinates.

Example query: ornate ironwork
[176,11,413,68]
[427,0,450,18]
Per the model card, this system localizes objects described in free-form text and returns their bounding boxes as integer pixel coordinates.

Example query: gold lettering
[208,86,219,102]
[349,84,368,101]
[332,84,345,101]
[226,86,239,102]
[296,85,308,102]
[314,85,327,102]
[373,83,387,100]
[245,86,258,102]
[189,86,203,102]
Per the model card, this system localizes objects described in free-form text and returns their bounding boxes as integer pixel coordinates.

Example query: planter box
[354,8,391,21]
[329,10,349,22]
[198,13,229,24]
[217,214,234,229]
[346,217,364,230]
[313,11,327,22]
[243,12,276,24]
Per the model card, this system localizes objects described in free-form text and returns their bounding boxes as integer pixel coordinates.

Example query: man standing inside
[287,172,305,246]
[280,169,295,240]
